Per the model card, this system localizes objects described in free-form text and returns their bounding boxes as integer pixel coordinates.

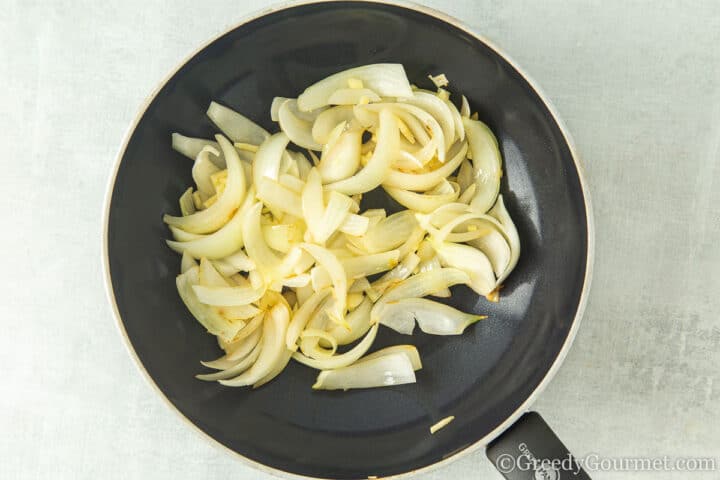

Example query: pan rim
[100,1,595,478]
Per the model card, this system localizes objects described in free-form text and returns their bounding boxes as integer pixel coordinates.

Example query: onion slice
[312,352,416,390]
[163,135,247,234]
[298,64,413,111]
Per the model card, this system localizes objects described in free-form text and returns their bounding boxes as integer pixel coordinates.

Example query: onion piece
[180,252,197,274]
[254,132,290,190]
[464,118,502,213]
[312,352,416,390]
[469,229,511,277]
[243,202,282,280]
[378,298,486,335]
[432,241,495,295]
[285,288,332,350]
[398,91,455,151]
[166,185,255,259]
[299,243,347,320]
[377,268,469,306]
[253,347,294,388]
[278,99,323,150]
[350,210,417,253]
[201,325,262,370]
[488,195,521,285]
[327,88,381,105]
[384,181,460,213]
[371,252,421,295]
[318,129,362,183]
[164,135,247,234]
[176,267,245,341]
[325,109,399,195]
[384,141,467,191]
[219,303,290,386]
[172,133,221,163]
[460,95,471,117]
[328,296,373,345]
[192,147,222,197]
[293,323,379,370]
[342,250,400,279]
[356,345,422,371]
[192,282,266,307]
[196,340,262,381]
[339,213,370,236]
[207,101,269,145]
[256,178,303,218]
[298,64,413,111]
[312,106,355,144]
[270,96,291,122]
[217,304,262,321]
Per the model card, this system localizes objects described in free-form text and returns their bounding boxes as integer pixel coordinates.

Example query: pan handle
[486,412,591,479]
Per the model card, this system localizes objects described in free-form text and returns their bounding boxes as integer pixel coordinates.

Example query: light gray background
[1,1,718,479]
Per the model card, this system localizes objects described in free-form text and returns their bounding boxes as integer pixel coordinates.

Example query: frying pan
[103,1,594,479]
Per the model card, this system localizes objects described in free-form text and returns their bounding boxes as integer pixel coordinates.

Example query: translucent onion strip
[312,352,416,390]
[293,323,379,370]
[325,109,399,195]
[297,63,413,111]
[164,135,247,234]
[207,101,269,145]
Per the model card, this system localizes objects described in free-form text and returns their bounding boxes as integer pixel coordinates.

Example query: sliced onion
[176,267,245,341]
[285,288,332,350]
[327,87,381,105]
[312,352,416,390]
[384,181,460,213]
[378,268,469,305]
[180,252,197,274]
[379,298,486,335]
[293,323,378,370]
[207,101,269,145]
[356,345,422,371]
[328,296,373,345]
[270,96,291,122]
[432,241,495,295]
[312,106,355,143]
[325,109,399,195]
[243,202,282,279]
[488,195,521,285]
[256,177,303,218]
[371,252,421,295]
[384,141,467,191]
[342,250,400,279]
[201,324,262,370]
[219,303,290,386]
[278,99,323,150]
[399,91,455,148]
[196,339,262,381]
[300,243,347,320]
[318,129,362,183]
[254,132,290,189]
[192,147,221,196]
[164,135,246,234]
[339,213,370,236]
[298,63,413,111]
[464,118,502,213]
[172,133,221,164]
[192,282,266,307]
[351,210,417,253]
[166,185,255,259]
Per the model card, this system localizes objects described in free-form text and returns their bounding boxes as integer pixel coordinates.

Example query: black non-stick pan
[103,2,594,479]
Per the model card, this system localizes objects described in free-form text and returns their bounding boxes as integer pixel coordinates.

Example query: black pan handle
[486,412,591,479]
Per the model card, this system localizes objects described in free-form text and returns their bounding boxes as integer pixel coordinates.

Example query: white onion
[164,135,246,234]
[312,352,416,390]
[165,66,521,391]
[297,63,413,111]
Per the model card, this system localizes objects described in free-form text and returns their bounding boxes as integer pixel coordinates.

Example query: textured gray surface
[1,1,718,479]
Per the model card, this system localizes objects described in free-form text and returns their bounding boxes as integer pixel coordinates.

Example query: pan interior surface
[106,2,589,478]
